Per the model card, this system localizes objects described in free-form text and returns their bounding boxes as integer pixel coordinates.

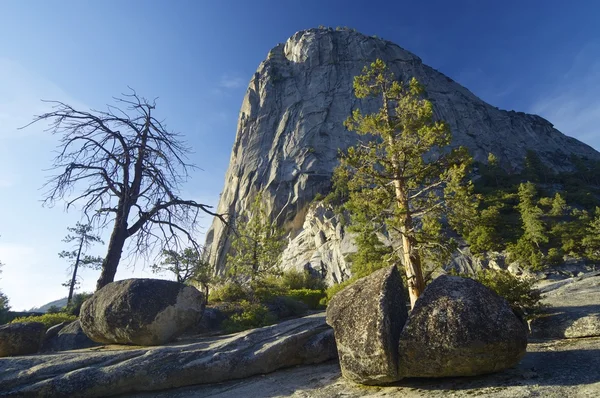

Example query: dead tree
[26,90,226,290]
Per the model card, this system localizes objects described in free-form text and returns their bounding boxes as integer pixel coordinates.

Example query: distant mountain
[29,297,68,313]
[204,27,600,280]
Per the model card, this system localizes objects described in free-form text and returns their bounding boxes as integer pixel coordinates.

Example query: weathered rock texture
[530,271,600,339]
[205,27,600,276]
[0,313,336,397]
[398,275,528,377]
[326,266,407,385]
[280,203,356,286]
[42,320,100,352]
[124,336,600,398]
[80,279,204,346]
[0,322,45,357]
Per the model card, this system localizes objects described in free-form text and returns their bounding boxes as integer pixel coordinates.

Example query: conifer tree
[0,262,9,324]
[516,183,548,247]
[226,195,286,283]
[152,247,211,298]
[339,59,475,308]
[59,223,104,305]
[582,207,600,262]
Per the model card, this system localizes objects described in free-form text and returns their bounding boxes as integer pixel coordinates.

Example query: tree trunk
[400,232,425,309]
[388,133,426,309]
[67,239,84,306]
[96,223,128,291]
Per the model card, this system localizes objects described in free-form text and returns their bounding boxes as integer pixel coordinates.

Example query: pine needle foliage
[338,59,476,307]
[226,195,287,283]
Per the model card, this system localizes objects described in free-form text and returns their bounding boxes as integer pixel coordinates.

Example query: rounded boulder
[0,322,46,357]
[80,278,204,346]
[398,275,528,378]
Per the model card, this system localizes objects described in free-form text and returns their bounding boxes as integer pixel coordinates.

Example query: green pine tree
[226,195,287,283]
[582,207,600,263]
[339,59,475,308]
[152,247,212,298]
[59,223,103,306]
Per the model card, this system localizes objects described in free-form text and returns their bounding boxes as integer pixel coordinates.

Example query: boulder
[326,266,408,385]
[0,313,336,397]
[0,322,45,357]
[398,275,528,377]
[80,279,205,345]
[43,321,70,342]
[42,320,100,352]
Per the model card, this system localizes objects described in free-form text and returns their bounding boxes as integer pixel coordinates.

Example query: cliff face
[205,28,600,278]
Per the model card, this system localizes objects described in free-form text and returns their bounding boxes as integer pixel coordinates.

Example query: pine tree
[582,207,600,263]
[59,223,103,305]
[226,195,286,283]
[0,261,9,324]
[152,247,211,298]
[517,183,548,247]
[339,59,475,308]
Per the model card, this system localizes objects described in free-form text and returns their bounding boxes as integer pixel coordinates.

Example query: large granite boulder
[0,322,45,357]
[326,266,408,384]
[0,313,336,397]
[42,320,100,352]
[398,275,528,377]
[80,279,204,346]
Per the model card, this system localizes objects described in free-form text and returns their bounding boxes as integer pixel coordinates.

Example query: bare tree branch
[25,89,228,290]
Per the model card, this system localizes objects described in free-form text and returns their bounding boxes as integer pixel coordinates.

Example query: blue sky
[1,0,599,310]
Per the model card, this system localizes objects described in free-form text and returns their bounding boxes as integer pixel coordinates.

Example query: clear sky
[1,0,599,310]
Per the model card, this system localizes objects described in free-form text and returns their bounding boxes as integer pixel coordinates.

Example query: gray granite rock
[326,266,408,385]
[42,320,100,352]
[80,279,205,346]
[0,322,45,357]
[530,272,600,339]
[205,27,600,276]
[398,275,528,378]
[280,203,356,286]
[0,313,336,397]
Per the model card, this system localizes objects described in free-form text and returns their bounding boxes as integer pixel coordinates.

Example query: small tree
[25,91,226,290]
[152,247,211,298]
[582,207,600,263]
[226,195,286,283]
[339,59,475,308]
[508,182,547,270]
[0,262,9,324]
[59,222,104,306]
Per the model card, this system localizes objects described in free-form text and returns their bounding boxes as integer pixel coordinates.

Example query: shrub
[11,313,76,329]
[250,276,289,302]
[209,282,251,303]
[46,305,62,314]
[507,238,544,271]
[222,300,277,333]
[63,292,93,316]
[454,269,544,319]
[285,289,326,309]
[280,269,326,291]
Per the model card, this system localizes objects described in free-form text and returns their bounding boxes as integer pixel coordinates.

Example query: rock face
[280,203,356,286]
[397,275,528,377]
[0,322,45,357]
[80,279,204,346]
[0,313,336,397]
[326,266,408,384]
[205,27,600,276]
[42,320,100,352]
